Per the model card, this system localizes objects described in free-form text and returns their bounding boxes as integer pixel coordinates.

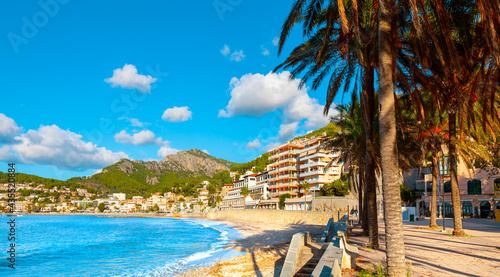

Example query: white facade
[112,193,126,201]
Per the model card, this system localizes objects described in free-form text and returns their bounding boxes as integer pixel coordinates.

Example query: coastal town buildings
[267,135,342,202]
[406,153,500,218]
[297,136,342,196]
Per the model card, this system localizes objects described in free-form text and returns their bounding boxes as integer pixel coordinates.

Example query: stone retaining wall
[207,209,340,225]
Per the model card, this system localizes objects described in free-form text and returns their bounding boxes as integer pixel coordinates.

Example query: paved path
[349,218,500,276]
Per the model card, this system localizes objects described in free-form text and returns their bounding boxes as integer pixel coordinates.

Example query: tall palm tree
[300,181,311,211]
[402,0,500,236]
[324,99,370,235]
[376,0,407,274]
[276,0,381,250]
[420,123,447,228]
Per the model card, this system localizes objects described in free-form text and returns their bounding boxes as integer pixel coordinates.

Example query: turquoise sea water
[0,215,243,276]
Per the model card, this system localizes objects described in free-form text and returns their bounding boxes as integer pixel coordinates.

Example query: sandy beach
[175,218,325,277]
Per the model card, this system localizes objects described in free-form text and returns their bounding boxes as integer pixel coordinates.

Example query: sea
[0,215,243,276]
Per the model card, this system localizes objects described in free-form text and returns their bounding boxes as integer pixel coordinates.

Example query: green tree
[98,203,105,213]
[299,181,311,211]
[215,195,223,209]
[320,180,349,196]
[240,186,250,209]
[279,193,291,209]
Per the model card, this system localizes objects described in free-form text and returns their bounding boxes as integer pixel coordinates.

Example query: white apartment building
[251,171,269,202]
[298,136,342,195]
[221,172,258,209]
[268,134,343,200]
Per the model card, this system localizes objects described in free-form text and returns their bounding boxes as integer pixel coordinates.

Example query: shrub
[320,179,349,196]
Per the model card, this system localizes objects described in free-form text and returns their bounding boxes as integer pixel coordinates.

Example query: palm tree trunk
[430,152,438,228]
[360,160,369,235]
[378,0,406,275]
[448,111,465,236]
[362,66,379,249]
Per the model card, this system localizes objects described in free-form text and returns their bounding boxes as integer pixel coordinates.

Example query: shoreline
[13,212,326,276]
[175,217,325,277]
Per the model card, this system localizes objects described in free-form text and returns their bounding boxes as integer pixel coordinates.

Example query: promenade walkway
[349,218,500,276]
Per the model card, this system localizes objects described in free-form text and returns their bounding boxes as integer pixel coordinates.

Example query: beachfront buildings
[406,152,500,218]
[267,135,343,200]
[298,136,342,195]
[221,135,343,210]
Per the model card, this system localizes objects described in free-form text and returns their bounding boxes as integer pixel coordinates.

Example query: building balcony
[308,178,327,184]
[300,161,328,169]
[279,166,298,172]
[300,144,320,153]
[301,152,326,160]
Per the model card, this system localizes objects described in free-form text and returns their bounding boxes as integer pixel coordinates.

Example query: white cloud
[245,138,262,149]
[201,149,209,154]
[230,50,245,62]
[118,117,149,127]
[105,64,157,93]
[218,71,335,141]
[272,37,279,46]
[157,146,180,158]
[282,93,336,129]
[218,71,303,117]
[161,106,192,122]
[0,113,21,143]
[114,130,167,146]
[278,122,299,140]
[262,46,270,56]
[265,142,281,150]
[1,125,128,169]
[221,44,230,56]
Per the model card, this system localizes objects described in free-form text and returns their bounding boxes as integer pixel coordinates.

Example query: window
[439,156,449,175]
[462,201,472,215]
[494,178,500,193]
[444,181,451,193]
[467,179,482,195]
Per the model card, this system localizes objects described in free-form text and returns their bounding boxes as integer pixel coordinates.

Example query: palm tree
[197,200,203,211]
[324,99,370,234]
[300,181,311,211]
[215,195,223,209]
[240,186,250,209]
[377,0,407,274]
[276,0,381,250]
[402,0,499,236]
[420,122,447,228]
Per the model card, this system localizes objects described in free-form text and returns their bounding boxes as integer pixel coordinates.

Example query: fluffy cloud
[272,37,279,46]
[105,64,157,93]
[161,106,192,122]
[157,145,180,158]
[278,122,299,140]
[1,125,128,169]
[114,130,166,146]
[282,93,335,129]
[0,113,21,143]
[218,71,303,117]
[202,149,209,154]
[230,50,245,62]
[118,117,149,127]
[221,44,230,56]
[245,138,262,149]
[219,71,336,141]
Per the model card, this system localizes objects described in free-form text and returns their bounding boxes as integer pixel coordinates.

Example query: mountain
[73,149,237,196]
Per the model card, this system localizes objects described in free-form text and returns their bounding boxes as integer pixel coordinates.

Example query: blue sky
[0,0,340,180]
